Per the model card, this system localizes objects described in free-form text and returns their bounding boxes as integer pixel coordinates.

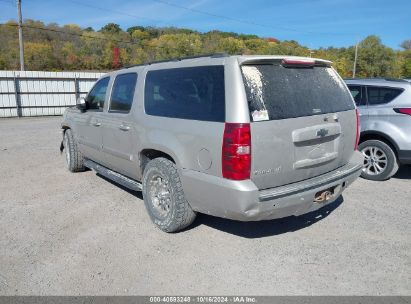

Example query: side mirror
[76,97,87,111]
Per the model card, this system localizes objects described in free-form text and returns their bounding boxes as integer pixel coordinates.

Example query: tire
[142,157,196,232]
[63,129,85,172]
[359,139,399,181]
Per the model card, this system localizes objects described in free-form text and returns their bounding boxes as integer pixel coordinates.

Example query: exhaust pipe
[314,190,333,203]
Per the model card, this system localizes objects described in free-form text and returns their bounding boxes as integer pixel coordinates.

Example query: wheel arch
[139,149,176,176]
[359,131,399,157]
[60,125,70,152]
[61,125,70,134]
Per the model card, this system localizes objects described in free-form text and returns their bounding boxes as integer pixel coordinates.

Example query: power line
[0,0,15,7]
[65,0,210,32]
[150,0,355,36]
[2,22,135,44]
[66,0,163,25]
[0,22,161,69]
[39,0,355,37]
[0,22,198,54]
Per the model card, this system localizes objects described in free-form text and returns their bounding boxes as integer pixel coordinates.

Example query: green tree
[355,35,396,77]
[61,42,78,69]
[400,39,411,50]
[217,37,246,54]
[24,42,55,70]
[131,29,150,42]
[0,19,407,75]
[99,23,122,34]
[126,26,145,35]
[150,33,202,60]
[400,50,411,78]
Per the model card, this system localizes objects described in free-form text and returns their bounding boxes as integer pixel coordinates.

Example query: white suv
[346,78,411,180]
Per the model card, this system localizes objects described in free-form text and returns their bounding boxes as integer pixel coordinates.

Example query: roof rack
[384,78,409,82]
[177,53,229,60]
[124,53,229,69]
[344,77,409,83]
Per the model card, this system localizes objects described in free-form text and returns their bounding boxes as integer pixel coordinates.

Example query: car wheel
[359,140,399,181]
[63,129,85,172]
[142,157,196,232]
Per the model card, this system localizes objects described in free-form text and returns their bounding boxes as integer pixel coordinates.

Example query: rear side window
[367,86,403,105]
[241,64,355,121]
[348,85,365,106]
[87,77,109,111]
[144,66,225,122]
[110,73,137,113]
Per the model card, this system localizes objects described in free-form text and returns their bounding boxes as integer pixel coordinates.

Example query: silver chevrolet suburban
[61,54,363,232]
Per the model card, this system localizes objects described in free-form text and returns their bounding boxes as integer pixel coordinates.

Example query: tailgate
[241,60,356,190]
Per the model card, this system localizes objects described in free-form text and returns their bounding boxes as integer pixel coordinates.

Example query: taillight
[222,123,251,180]
[354,109,360,150]
[394,108,411,116]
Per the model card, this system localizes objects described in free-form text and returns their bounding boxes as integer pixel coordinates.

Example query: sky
[0,0,410,49]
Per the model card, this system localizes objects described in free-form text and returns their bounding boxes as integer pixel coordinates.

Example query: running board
[84,159,142,191]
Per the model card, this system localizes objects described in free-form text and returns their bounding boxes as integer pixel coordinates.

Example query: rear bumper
[398,150,411,164]
[181,151,363,221]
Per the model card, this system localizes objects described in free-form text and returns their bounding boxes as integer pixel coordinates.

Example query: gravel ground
[0,117,410,296]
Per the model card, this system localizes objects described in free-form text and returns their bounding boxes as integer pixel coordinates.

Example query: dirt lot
[0,117,410,295]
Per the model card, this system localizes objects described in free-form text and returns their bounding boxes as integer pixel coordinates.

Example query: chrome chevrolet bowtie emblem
[316,128,329,137]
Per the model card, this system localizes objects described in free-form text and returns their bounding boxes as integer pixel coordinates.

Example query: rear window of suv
[144,66,225,122]
[367,86,403,105]
[241,63,355,121]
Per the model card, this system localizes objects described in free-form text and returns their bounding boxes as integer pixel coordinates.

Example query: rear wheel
[359,140,398,181]
[64,129,85,172]
[142,157,196,232]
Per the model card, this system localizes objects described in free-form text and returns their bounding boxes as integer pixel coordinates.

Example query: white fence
[0,71,105,118]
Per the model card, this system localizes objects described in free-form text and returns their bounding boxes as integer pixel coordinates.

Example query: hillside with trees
[0,20,410,78]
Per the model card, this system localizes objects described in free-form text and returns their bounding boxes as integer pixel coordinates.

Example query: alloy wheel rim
[361,146,388,176]
[148,174,171,219]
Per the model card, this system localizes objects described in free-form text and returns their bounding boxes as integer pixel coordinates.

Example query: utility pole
[16,0,24,71]
[353,42,358,78]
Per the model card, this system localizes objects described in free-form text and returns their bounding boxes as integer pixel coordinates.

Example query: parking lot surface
[0,117,410,295]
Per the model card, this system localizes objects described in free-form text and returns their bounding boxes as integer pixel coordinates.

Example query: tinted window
[110,73,137,113]
[87,77,109,110]
[367,86,403,105]
[144,66,225,122]
[241,64,355,121]
[348,85,364,106]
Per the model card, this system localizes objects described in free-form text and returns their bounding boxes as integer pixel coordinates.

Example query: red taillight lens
[222,123,251,180]
[281,58,315,67]
[354,109,360,150]
[394,108,411,116]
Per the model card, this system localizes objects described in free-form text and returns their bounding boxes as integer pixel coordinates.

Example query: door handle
[119,124,130,131]
[93,122,101,127]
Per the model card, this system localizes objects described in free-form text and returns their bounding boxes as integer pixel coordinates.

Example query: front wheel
[63,129,85,172]
[359,140,399,181]
[142,157,196,232]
